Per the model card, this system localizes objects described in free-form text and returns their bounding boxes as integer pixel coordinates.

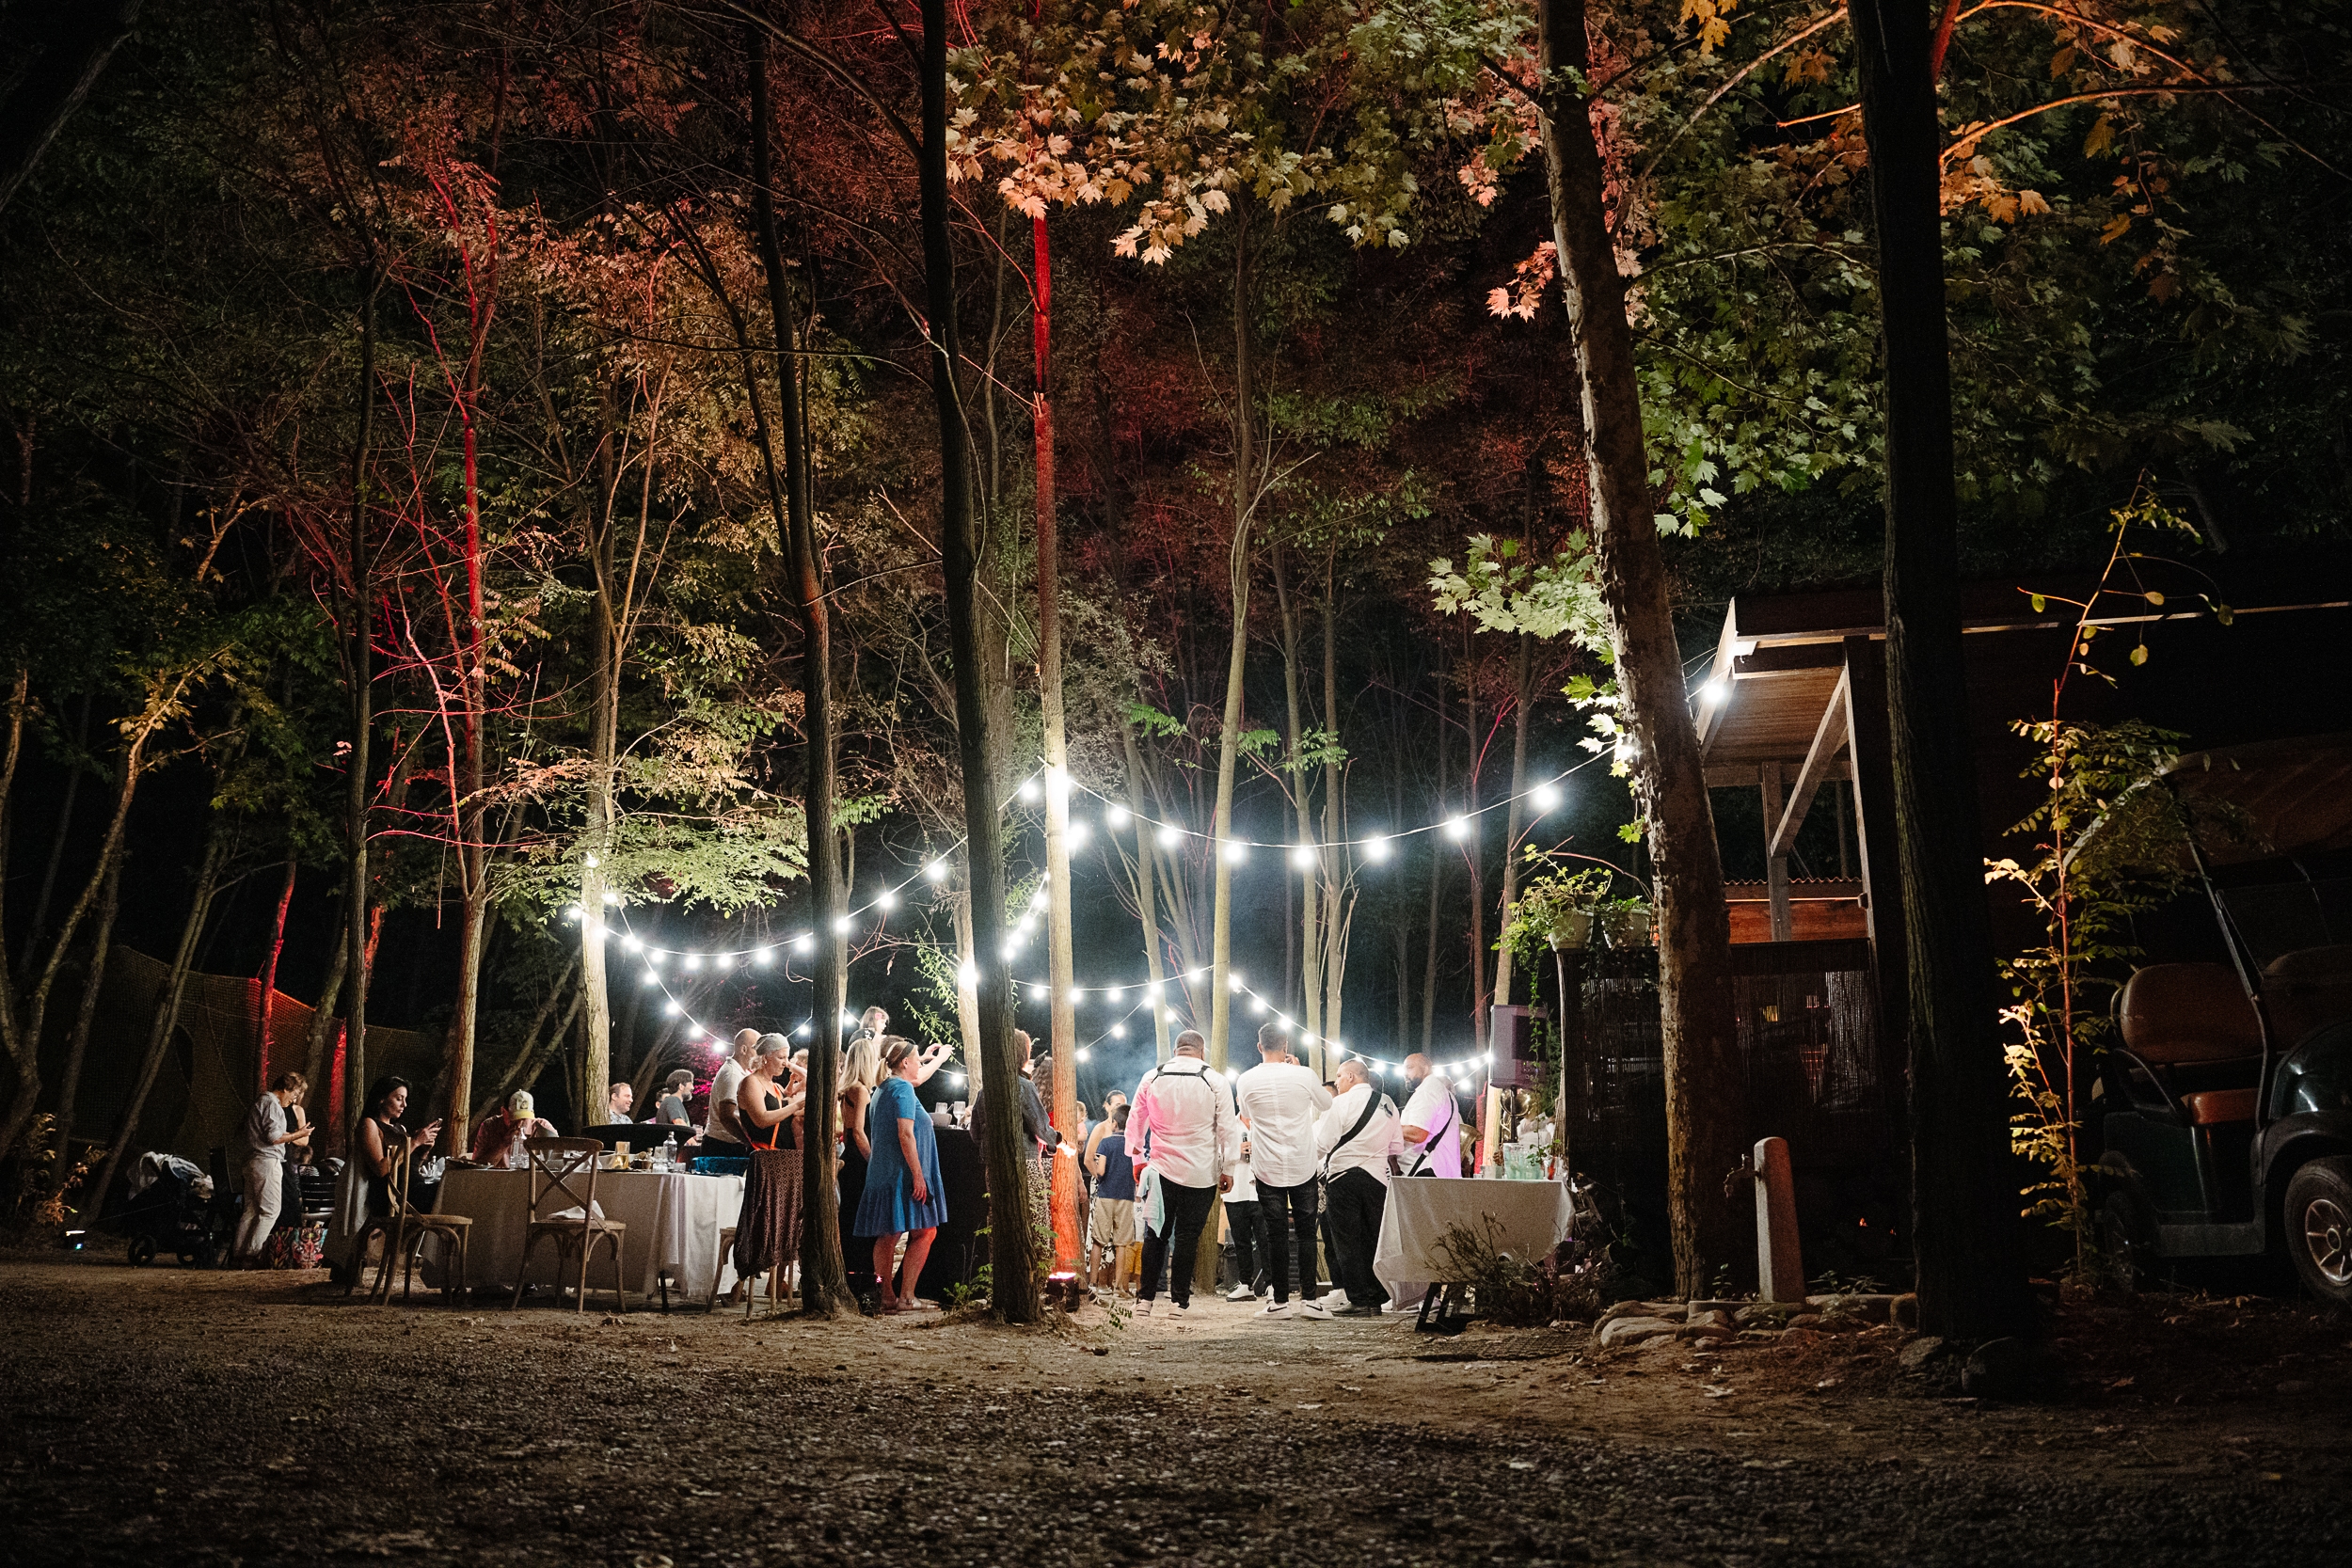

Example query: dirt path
[3,1254,2347,1565]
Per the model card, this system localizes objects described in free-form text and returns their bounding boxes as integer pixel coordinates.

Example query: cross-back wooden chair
[370,1152,472,1305]
[510,1137,628,1313]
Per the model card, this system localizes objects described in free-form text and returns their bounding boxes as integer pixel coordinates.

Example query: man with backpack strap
[1398,1053,1462,1178]
[1125,1030,1236,1316]
[1313,1058,1401,1318]
[1232,1021,1333,1318]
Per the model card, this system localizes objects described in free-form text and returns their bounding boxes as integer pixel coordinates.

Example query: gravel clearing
[4,1254,2347,1566]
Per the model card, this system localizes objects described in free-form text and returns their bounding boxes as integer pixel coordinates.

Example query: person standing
[1124,1030,1235,1316]
[1086,1103,1137,1294]
[838,1035,883,1305]
[702,1029,760,1156]
[855,1037,948,1313]
[1398,1053,1462,1178]
[1231,1022,1334,1317]
[1314,1059,1400,1318]
[1219,1108,1265,1305]
[233,1072,310,1266]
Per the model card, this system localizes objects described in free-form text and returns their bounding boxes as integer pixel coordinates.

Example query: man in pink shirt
[1125,1030,1235,1315]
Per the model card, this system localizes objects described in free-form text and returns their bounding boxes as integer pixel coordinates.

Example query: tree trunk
[1485,632,1534,1174]
[344,278,378,1148]
[1537,0,1743,1292]
[746,27,852,1317]
[46,840,123,1201]
[1421,715,1446,1054]
[1463,631,1487,1053]
[1031,211,1082,1276]
[1209,222,1254,1073]
[1275,546,1322,1048]
[20,693,89,981]
[1850,0,2033,1339]
[254,851,297,1093]
[90,821,228,1211]
[1120,717,1175,1064]
[301,899,351,1131]
[920,0,1036,1321]
[1318,550,1347,1073]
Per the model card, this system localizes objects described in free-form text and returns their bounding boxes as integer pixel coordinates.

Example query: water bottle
[660,1133,677,1172]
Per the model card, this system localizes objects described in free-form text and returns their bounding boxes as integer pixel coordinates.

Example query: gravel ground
[3,1253,2347,1566]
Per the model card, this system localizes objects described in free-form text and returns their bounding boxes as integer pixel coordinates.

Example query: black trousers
[1224,1197,1265,1292]
[1324,1167,1390,1307]
[1137,1178,1217,1306]
[1257,1177,1321,1303]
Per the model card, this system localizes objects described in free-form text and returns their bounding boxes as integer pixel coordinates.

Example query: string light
[1442,816,1470,840]
[1156,823,1183,849]
[875,889,898,911]
[924,860,949,883]
[1222,840,1248,864]
[1106,803,1130,829]
[1532,783,1562,813]
[1289,843,1316,870]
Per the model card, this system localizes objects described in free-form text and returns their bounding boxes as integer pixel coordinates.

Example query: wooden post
[1754,1135,1804,1303]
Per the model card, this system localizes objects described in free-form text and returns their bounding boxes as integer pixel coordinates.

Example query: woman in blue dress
[854,1037,948,1312]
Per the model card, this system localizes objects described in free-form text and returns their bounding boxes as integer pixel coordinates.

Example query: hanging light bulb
[1067,820,1091,850]
[602,891,621,905]
[1018,776,1042,803]
[1221,840,1248,864]
[1250,994,1266,1014]
[641,970,660,987]
[1068,987,1086,1006]
[924,859,949,883]
[663,998,681,1016]
[1289,843,1316,870]
[959,960,979,987]
[564,904,583,921]
[1699,679,1729,706]
[684,955,702,972]
[1106,803,1131,829]
[1532,782,1563,813]
[841,1009,857,1027]
[793,932,814,953]
[1110,1022,1127,1039]
[1442,816,1470,840]
[1156,823,1184,849]
[753,946,774,965]
[833,914,852,934]
[1075,1046,1091,1063]
[794,1021,811,1038]
[1000,940,1020,961]
[622,933,642,952]
[947,1070,966,1087]
[1363,834,1391,863]
[1029,983,1050,1002]
[876,888,898,912]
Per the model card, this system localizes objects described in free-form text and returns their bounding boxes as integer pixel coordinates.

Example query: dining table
[418,1164,745,1307]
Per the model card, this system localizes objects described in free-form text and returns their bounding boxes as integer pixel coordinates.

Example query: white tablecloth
[1372,1176,1574,1285]
[421,1167,743,1305]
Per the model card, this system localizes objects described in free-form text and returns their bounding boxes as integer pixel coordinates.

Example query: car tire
[127,1236,156,1267]
[2097,1187,2159,1293]
[2282,1157,2352,1307]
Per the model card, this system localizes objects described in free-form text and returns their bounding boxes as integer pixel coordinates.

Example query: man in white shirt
[233,1072,312,1266]
[1125,1030,1235,1315]
[1313,1058,1399,1317]
[703,1029,760,1151]
[1232,1021,1333,1318]
[1399,1053,1463,1178]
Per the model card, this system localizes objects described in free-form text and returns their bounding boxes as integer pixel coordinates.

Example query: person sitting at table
[656,1069,695,1128]
[738,1036,805,1151]
[326,1076,444,1285]
[469,1090,556,1168]
[854,1037,947,1314]
[605,1081,637,1124]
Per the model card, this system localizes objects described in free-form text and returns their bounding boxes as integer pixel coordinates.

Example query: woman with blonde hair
[838,1034,884,1305]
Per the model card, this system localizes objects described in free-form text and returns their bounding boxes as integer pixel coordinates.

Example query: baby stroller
[116,1151,231,1268]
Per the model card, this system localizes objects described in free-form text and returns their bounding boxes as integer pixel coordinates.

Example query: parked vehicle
[2091,734,2352,1304]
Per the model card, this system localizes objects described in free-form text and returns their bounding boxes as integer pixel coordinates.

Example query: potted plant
[1597,895,1654,948]
[1503,864,1614,956]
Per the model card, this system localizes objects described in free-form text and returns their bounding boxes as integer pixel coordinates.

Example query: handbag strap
[1403,1084,1456,1177]
[1321,1086,1389,1176]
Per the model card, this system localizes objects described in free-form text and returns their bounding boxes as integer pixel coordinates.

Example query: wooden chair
[370,1155,472,1305]
[510,1138,628,1313]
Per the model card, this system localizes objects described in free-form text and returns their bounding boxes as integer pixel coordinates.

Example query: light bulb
[841,1009,857,1027]
[1250,994,1266,1014]
[663,999,681,1016]
[754,946,774,965]
[833,914,851,934]
[924,859,948,883]
[1156,824,1183,850]
[564,904,582,921]
[794,1022,811,1038]
[948,1071,965,1087]
[1068,987,1085,1006]
[622,933,642,951]
[684,955,702,972]
[1075,1047,1091,1063]
[1018,776,1042,803]
[1221,840,1247,864]
[1532,783,1562,813]
[1699,679,1729,706]
[1068,820,1091,849]
[1029,983,1049,1002]
[1290,843,1316,870]
[602,891,620,905]
[1442,816,1470,840]
[1110,1022,1126,1039]
[959,960,979,987]
[1000,941,1020,961]
[1276,1015,1291,1031]
[1106,803,1131,829]
[1363,834,1391,863]
[641,970,659,986]
[876,888,897,911]
[793,932,814,953]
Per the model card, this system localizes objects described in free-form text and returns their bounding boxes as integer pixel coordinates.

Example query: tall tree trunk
[746,28,851,1317]
[90,821,228,1211]
[1120,718,1174,1064]
[1484,632,1534,1174]
[1275,547,1322,1048]
[302,898,351,1130]
[0,0,144,218]
[20,693,89,980]
[255,852,296,1093]
[1537,0,1743,1292]
[344,278,379,1148]
[1031,211,1082,1276]
[45,841,123,1201]
[1317,550,1346,1073]
[1850,0,2033,1340]
[922,0,1037,1323]
[1209,223,1254,1073]
[953,873,983,1090]
[1421,707,1446,1053]
[1463,630,1487,1053]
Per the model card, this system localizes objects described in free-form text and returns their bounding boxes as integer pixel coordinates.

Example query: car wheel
[2097,1187,2159,1292]
[127,1237,156,1267]
[2283,1157,2352,1307]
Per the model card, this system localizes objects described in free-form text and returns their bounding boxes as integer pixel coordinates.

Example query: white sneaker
[1135,1299,1154,1316]
[1168,1300,1190,1316]
[1322,1289,1351,1310]
[1295,1301,1333,1321]
[1383,1300,1417,1314]
[1258,1299,1293,1317]
[1225,1284,1255,1302]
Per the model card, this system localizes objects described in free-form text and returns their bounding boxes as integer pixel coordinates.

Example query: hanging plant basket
[1546,910,1594,951]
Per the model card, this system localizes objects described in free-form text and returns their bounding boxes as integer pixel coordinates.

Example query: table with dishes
[418,1164,745,1307]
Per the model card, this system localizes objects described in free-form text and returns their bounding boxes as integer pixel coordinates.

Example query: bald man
[1126,1029,1237,1315]
[1398,1053,1461,1179]
[702,1029,761,1155]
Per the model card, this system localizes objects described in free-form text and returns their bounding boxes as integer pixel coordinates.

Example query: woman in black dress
[837,1035,882,1303]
